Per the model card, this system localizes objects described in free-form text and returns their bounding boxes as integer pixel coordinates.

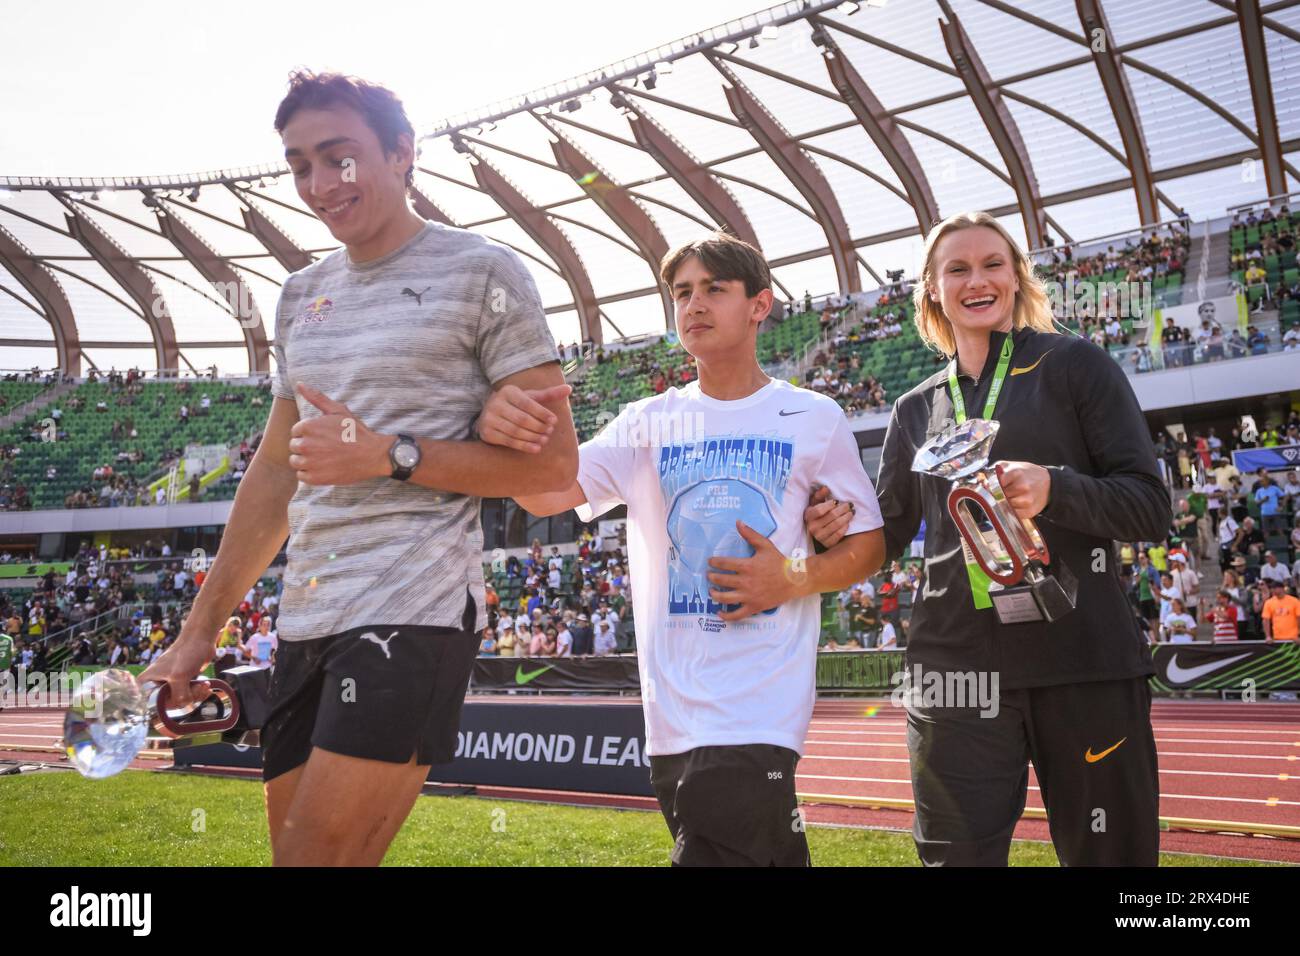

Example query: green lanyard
[946,335,1014,611]
[948,336,1014,424]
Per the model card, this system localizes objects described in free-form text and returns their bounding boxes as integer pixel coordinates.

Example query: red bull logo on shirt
[296,295,334,325]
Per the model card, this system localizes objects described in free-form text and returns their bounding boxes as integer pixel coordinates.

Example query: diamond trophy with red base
[63,670,249,779]
[912,419,1077,624]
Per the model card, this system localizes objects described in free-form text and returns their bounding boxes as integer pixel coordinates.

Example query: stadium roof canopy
[2,0,1298,377]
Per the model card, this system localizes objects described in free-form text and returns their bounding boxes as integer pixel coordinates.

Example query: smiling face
[668,254,771,362]
[928,226,1020,337]
[282,105,413,253]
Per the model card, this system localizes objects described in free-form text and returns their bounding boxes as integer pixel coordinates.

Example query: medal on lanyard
[947,337,1014,610]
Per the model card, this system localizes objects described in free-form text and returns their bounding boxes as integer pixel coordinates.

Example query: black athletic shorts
[649,743,810,867]
[261,590,479,782]
[907,675,1159,866]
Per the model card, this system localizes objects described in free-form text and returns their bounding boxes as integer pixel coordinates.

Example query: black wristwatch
[387,434,421,481]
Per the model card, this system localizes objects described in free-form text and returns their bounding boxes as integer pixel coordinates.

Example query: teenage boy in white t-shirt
[475,232,885,865]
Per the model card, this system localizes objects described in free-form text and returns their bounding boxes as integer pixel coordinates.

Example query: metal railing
[36,602,139,650]
[1107,333,1299,375]
[1226,192,1300,216]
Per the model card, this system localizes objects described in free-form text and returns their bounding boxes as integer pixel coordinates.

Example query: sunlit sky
[0,0,766,176]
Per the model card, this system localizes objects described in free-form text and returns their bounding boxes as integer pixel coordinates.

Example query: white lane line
[800,749,1300,764]
[810,721,1300,735]
[797,765,1298,784]
[801,785,1300,809]
[804,736,1300,750]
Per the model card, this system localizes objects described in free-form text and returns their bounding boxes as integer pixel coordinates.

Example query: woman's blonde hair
[911,211,1056,356]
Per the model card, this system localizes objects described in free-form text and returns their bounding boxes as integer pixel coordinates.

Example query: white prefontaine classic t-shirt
[575,377,883,756]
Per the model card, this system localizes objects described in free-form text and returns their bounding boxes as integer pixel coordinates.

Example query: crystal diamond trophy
[63,669,244,779]
[912,419,1077,624]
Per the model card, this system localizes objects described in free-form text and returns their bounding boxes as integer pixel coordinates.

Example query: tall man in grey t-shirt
[141,71,577,866]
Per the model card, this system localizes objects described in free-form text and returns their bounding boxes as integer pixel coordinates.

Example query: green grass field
[0,770,1272,866]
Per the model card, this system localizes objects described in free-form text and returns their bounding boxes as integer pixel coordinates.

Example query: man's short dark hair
[274,70,416,188]
[659,231,771,298]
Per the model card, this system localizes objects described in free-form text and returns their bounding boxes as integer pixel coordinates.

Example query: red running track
[5,697,1300,864]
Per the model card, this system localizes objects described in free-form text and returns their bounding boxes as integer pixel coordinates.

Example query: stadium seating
[568,309,827,440]
[7,379,269,509]
[0,378,53,416]
[1232,211,1297,277]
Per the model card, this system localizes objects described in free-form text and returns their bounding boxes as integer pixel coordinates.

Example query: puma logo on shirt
[401,286,432,306]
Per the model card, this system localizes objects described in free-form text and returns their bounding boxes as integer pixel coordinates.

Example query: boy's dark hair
[659,231,772,298]
[273,70,416,188]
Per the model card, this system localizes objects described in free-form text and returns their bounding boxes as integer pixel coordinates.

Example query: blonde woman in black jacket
[810,211,1170,866]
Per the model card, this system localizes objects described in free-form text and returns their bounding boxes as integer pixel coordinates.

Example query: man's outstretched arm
[389,362,578,497]
[289,361,578,497]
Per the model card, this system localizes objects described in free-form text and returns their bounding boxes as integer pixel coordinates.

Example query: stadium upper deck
[1,0,1298,381]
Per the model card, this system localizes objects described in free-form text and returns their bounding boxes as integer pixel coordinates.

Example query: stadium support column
[409,186,459,227]
[707,54,862,296]
[1236,0,1288,200]
[156,204,270,376]
[60,196,180,375]
[229,185,314,273]
[1076,0,1159,226]
[0,223,82,376]
[457,137,604,347]
[543,120,673,329]
[812,19,940,236]
[614,90,763,255]
[937,1,1048,250]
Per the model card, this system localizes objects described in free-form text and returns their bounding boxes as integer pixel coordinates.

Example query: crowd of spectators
[1154,415,1300,491]
[1121,451,1300,644]
[0,538,282,679]
[1231,204,1296,308]
[477,530,633,658]
[3,368,269,512]
[798,286,913,416]
[0,448,30,511]
[824,559,917,650]
[569,344,698,413]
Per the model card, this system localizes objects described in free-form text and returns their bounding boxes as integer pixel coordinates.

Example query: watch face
[394,442,419,469]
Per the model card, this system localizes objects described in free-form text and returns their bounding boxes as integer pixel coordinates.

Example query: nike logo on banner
[1165,652,1252,684]
[1010,349,1054,376]
[516,664,557,685]
[1085,737,1127,763]
[778,409,808,416]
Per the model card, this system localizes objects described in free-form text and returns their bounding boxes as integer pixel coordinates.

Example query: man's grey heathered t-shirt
[271,220,557,640]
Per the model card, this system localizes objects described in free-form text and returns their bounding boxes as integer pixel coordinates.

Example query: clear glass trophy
[912,419,1077,624]
[63,669,242,779]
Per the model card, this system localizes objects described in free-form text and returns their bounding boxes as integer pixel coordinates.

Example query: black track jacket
[876,325,1170,689]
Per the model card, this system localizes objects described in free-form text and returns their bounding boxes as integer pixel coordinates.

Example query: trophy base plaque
[987,562,1078,624]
